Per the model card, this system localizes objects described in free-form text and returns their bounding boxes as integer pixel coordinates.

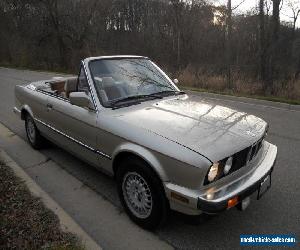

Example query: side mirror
[69,92,92,109]
[173,79,179,85]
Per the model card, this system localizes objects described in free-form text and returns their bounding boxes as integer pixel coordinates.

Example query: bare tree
[272,0,281,41]
[170,0,184,70]
[265,0,281,93]
[1,0,300,99]
[259,0,267,83]
[225,0,247,89]
[225,0,233,89]
[285,0,300,35]
[42,0,68,67]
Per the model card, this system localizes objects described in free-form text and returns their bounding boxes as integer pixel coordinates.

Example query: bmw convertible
[14,56,277,229]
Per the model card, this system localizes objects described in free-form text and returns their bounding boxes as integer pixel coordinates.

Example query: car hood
[113,95,267,162]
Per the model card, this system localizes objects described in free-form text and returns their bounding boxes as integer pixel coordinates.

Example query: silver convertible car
[14,56,277,229]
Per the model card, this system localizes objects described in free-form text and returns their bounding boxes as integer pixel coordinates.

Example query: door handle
[47,103,53,111]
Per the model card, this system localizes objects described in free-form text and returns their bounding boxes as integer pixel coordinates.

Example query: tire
[25,114,45,149]
[116,156,169,230]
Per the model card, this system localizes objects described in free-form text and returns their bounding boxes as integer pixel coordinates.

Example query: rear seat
[63,77,78,98]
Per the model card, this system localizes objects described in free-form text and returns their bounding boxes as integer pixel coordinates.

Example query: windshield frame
[88,57,179,109]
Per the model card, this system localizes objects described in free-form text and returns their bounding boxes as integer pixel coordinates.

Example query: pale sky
[212,0,300,27]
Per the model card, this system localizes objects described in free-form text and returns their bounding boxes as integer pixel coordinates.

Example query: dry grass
[177,65,300,103]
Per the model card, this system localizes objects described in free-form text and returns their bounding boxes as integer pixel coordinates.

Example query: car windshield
[89,58,177,108]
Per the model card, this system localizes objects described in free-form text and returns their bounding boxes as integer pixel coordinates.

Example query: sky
[213,0,300,27]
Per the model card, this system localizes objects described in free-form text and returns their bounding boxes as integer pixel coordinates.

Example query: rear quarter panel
[15,84,48,132]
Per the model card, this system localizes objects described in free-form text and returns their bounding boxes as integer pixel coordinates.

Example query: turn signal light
[171,192,189,204]
[227,196,239,208]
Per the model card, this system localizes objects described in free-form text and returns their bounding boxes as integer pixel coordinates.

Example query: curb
[0,149,102,250]
[186,90,300,111]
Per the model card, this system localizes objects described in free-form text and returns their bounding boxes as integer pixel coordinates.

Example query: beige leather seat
[101,77,126,100]
[64,77,78,98]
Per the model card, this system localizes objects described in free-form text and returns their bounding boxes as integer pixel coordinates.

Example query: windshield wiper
[151,90,186,96]
[110,94,163,108]
[110,91,185,108]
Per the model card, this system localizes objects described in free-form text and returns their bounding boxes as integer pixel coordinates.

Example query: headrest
[101,77,115,87]
[99,90,109,103]
[64,77,77,92]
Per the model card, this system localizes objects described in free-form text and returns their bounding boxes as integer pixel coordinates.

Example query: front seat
[102,77,126,100]
[64,77,78,98]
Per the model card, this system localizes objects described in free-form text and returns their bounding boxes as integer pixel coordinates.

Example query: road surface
[0,67,299,249]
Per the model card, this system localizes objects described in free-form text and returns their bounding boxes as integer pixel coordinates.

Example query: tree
[225,0,247,89]
[0,0,299,99]
[265,0,281,94]
[259,0,267,83]
[170,0,185,70]
[272,0,281,41]
[287,0,300,34]
[225,0,232,89]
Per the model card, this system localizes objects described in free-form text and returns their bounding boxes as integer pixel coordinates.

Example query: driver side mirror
[69,92,93,109]
[173,79,179,85]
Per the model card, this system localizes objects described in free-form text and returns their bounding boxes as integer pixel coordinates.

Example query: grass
[180,86,300,106]
[0,161,84,250]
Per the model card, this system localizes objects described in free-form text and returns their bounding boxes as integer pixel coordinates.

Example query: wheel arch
[112,143,168,183]
[20,105,34,120]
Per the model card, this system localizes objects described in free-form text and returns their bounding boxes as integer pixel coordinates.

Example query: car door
[45,66,99,167]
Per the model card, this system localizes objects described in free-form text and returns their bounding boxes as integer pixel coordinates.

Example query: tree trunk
[266,0,281,94]
[272,0,280,42]
[46,0,67,69]
[226,0,232,89]
[177,29,180,69]
[259,0,266,85]
[171,0,182,70]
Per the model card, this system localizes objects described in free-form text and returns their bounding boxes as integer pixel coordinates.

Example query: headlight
[224,157,233,175]
[207,162,220,182]
[205,156,235,184]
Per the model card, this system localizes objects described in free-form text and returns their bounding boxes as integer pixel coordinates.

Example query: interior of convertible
[43,76,134,102]
[47,77,78,98]
[39,58,177,107]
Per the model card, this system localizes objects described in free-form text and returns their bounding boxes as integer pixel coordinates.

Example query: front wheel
[116,157,169,230]
[25,114,45,149]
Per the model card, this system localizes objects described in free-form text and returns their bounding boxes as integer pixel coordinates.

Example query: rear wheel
[25,114,45,149]
[116,156,169,230]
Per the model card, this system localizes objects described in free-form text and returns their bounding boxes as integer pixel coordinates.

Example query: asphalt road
[0,67,299,249]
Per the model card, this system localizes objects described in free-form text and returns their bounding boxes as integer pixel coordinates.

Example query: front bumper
[165,141,277,215]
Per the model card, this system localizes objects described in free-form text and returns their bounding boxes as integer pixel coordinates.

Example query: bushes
[177,65,300,101]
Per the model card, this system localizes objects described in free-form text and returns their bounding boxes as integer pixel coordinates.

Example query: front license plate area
[257,174,271,200]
